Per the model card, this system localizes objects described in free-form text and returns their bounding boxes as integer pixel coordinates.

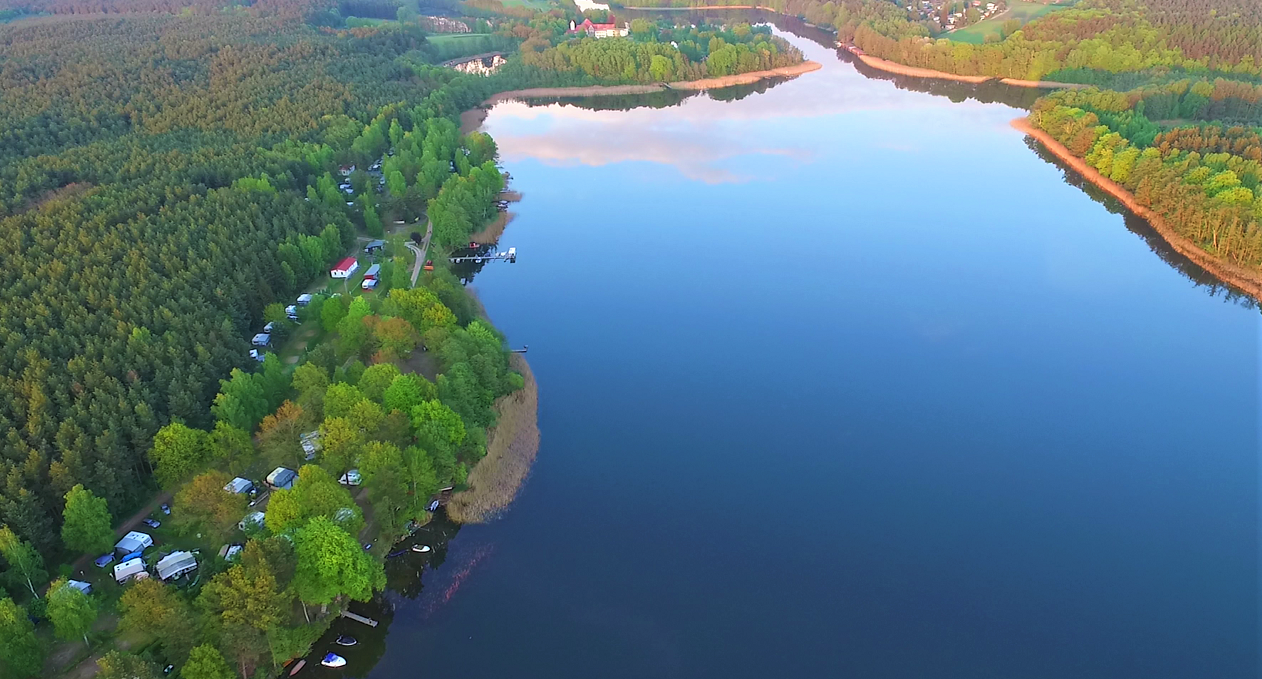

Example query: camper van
[113,557,147,583]
[114,531,153,557]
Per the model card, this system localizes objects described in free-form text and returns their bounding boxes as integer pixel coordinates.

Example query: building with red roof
[568,17,629,38]
[331,257,359,279]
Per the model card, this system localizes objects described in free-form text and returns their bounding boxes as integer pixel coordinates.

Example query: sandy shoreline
[857,53,1086,89]
[482,60,822,106]
[1012,117,1262,300]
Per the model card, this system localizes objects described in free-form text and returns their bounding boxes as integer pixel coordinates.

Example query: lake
[347,21,1259,679]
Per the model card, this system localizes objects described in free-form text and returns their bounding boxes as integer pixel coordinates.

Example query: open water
[317,19,1259,679]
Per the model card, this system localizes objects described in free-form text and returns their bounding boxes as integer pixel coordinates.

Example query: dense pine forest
[0,7,494,553]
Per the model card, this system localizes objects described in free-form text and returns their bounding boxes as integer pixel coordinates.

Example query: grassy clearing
[947,0,1064,44]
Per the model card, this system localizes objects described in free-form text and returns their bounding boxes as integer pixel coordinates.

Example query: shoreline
[1012,117,1262,301]
[482,60,822,105]
[447,353,541,523]
[857,53,1087,89]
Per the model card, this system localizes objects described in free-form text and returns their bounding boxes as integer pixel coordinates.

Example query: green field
[946,0,1066,44]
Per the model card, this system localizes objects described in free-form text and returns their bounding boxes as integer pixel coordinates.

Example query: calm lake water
[342,22,1259,679]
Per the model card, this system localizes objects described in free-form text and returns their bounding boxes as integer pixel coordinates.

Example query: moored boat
[321,653,347,668]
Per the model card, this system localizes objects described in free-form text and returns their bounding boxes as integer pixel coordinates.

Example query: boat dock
[450,247,516,264]
[340,610,379,627]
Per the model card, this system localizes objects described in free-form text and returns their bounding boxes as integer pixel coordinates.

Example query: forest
[518,20,803,82]
[626,0,1262,82]
[1030,84,1262,270]
[0,1,545,675]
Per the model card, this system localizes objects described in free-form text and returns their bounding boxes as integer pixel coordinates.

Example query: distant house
[114,531,153,556]
[156,551,197,581]
[364,240,386,253]
[568,18,628,38]
[224,477,254,495]
[339,165,356,177]
[331,257,359,279]
[267,467,297,490]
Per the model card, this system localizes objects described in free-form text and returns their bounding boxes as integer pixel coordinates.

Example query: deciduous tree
[0,526,47,598]
[61,484,114,556]
[175,471,249,543]
[292,516,385,605]
[149,423,211,488]
[0,596,42,678]
[47,579,99,647]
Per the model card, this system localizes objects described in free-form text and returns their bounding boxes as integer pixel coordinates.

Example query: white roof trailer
[113,557,147,583]
[224,477,254,494]
[156,551,198,581]
[114,531,153,556]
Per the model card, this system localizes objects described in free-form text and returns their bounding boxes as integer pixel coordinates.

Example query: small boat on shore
[335,635,357,647]
[288,660,306,676]
[321,653,347,668]
[411,544,432,553]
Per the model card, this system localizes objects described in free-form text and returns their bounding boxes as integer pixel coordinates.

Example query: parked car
[94,554,114,568]
[143,518,161,528]
[161,503,171,515]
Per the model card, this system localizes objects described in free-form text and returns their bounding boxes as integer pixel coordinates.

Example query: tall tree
[0,596,42,679]
[47,579,99,647]
[175,471,249,543]
[61,485,114,556]
[97,651,160,679]
[119,577,198,663]
[182,644,235,679]
[0,526,47,598]
[149,423,211,488]
[292,516,385,605]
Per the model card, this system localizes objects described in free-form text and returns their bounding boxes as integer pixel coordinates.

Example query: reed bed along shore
[447,353,541,523]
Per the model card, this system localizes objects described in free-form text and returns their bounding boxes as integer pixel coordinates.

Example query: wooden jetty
[450,247,516,264]
[340,610,379,627]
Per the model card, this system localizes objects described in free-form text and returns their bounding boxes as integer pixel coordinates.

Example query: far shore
[482,60,822,106]
[858,53,1087,89]
[1012,117,1262,301]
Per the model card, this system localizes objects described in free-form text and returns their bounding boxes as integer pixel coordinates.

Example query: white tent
[113,557,147,583]
[114,531,153,555]
[156,551,197,581]
[224,477,254,495]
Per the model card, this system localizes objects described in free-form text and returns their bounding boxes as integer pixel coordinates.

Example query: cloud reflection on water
[483,54,991,185]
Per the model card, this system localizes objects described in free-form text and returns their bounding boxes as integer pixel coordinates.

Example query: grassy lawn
[946,0,1066,44]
